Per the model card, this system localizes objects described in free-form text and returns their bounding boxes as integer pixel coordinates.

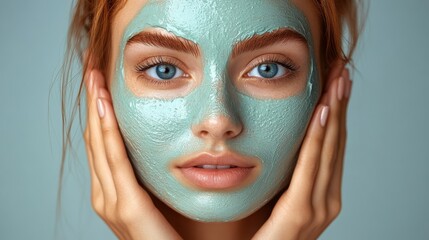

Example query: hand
[253,63,352,240]
[84,69,182,240]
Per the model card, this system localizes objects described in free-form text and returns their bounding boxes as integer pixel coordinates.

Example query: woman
[62,0,361,239]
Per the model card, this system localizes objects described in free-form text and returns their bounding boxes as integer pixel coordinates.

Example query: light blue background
[1,0,428,239]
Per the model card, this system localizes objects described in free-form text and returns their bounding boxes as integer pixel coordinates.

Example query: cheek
[114,96,191,157]
[230,93,314,183]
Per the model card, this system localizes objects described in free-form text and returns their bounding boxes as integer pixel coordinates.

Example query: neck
[151,194,277,240]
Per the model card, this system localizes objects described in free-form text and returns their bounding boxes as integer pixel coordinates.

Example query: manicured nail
[337,76,344,101]
[345,78,353,99]
[320,106,329,127]
[97,98,105,118]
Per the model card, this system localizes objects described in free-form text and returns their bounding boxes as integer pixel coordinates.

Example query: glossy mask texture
[111,0,320,221]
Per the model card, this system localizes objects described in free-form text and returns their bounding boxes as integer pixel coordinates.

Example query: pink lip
[173,152,259,190]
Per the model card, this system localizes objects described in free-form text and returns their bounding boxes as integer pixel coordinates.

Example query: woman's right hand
[84,69,182,240]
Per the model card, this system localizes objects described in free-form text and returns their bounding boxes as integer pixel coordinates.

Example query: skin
[83,0,353,239]
[113,0,320,222]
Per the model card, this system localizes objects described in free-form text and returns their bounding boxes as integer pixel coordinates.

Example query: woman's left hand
[253,64,352,240]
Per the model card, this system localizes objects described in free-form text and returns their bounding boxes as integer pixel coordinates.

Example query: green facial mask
[111,0,320,221]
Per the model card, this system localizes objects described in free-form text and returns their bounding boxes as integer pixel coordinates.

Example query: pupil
[156,64,176,79]
[258,63,278,78]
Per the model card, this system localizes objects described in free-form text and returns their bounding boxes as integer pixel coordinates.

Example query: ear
[323,58,346,93]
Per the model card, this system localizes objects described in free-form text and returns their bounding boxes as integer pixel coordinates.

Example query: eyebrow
[127,31,200,57]
[231,28,307,58]
[126,28,306,59]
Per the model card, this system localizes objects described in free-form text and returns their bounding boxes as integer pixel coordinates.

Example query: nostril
[193,115,243,140]
[225,130,234,137]
[200,130,209,138]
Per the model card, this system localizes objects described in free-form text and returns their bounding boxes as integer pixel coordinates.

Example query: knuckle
[91,195,104,217]
[313,210,328,227]
[327,156,338,173]
[328,199,342,220]
[325,147,336,160]
[315,130,325,144]
[101,125,115,137]
[105,154,119,172]
[117,205,138,224]
[294,209,314,227]
[105,206,119,224]
[105,151,117,163]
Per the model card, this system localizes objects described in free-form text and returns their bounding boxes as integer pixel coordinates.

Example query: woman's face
[109,0,322,221]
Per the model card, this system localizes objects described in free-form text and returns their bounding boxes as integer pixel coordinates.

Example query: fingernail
[320,106,329,127]
[345,78,353,99]
[337,76,344,101]
[97,98,105,118]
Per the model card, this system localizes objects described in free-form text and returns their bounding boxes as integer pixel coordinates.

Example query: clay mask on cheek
[111,0,321,222]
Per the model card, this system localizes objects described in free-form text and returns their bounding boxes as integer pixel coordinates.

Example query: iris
[258,63,278,78]
[156,64,177,79]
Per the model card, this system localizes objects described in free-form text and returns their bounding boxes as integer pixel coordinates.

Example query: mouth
[173,152,260,190]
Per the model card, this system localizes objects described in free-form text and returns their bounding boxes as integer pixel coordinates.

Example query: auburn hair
[58,0,363,210]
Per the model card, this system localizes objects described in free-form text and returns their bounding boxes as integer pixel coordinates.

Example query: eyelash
[245,56,299,84]
[134,56,186,86]
[133,55,299,86]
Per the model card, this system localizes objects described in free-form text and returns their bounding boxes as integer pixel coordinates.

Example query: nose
[193,114,243,141]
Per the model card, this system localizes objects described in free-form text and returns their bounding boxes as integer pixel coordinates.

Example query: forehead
[112,0,320,40]
[110,0,322,76]
[122,0,312,46]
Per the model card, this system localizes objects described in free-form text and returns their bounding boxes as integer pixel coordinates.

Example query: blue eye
[146,64,184,80]
[248,63,287,79]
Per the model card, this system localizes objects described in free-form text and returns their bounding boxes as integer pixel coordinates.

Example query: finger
[319,70,352,234]
[97,92,183,239]
[276,103,330,213]
[84,68,135,240]
[88,70,117,204]
[312,74,343,206]
[330,70,352,198]
[97,88,169,237]
[84,70,104,212]
[324,59,345,93]
[85,142,107,212]
[307,74,344,240]
[96,89,151,201]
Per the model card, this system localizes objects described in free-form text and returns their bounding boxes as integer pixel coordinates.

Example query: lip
[172,151,260,190]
